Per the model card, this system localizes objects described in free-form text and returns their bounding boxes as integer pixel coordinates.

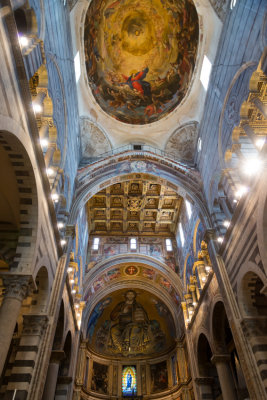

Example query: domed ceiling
[86,289,176,358]
[84,0,199,125]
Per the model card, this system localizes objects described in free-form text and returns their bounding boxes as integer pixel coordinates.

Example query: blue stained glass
[122,366,137,396]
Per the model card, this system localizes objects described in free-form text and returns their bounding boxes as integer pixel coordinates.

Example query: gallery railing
[79,144,195,169]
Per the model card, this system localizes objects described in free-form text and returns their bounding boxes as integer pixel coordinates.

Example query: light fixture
[40,138,48,148]
[18,35,29,47]
[223,220,230,228]
[233,199,238,203]
[193,302,197,307]
[70,279,74,284]
[217,237,224,243]
[57,222,64,229]
[189,310,193,315]
[67,267,73,273]
[256,138,265,150]
[46,168,54,177]
[202,276,207,282]
[71,289,76,294]
[205,265,211,273]
[51,193,59,202]
[32,102,43,114]
[60,239,66,246]
[75,304,79,309]
[77,313,81,317]
[242,158,263,176]
[235,186,248,198]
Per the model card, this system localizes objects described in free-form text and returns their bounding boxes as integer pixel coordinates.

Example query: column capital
[211,354,231,365]
[2,275,30,301]
[22,314,48,336]
[50,350,66,363]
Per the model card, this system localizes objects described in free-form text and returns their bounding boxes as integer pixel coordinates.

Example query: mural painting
[84,0,199,124]
[150,361,168,393]
[87,289,176,357]
[122,366,137,396]
[91,362,109,394]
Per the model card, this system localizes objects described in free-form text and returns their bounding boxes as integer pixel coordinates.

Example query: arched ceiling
[84,0,199,125]
[86,288,177,358]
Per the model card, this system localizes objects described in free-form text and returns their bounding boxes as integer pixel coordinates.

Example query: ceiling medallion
[127,196,143,212]
[84,0,199,125]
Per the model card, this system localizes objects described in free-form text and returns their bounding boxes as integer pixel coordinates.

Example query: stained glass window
[122,366,137,396]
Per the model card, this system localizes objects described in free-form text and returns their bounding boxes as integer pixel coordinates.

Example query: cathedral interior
[0,0,267,399]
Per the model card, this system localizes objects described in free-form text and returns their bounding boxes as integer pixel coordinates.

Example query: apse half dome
[84,0,199,125]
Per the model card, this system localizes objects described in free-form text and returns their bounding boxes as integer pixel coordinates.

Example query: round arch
[82,279,183,340]
[0,130,38,271]
[70,153,212,227]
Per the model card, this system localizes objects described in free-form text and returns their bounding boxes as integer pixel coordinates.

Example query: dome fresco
[84,0,199,125]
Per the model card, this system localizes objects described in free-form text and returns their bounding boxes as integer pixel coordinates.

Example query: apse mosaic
[84,0,199,124]
[86,289,176,357]
[122,366,137,396]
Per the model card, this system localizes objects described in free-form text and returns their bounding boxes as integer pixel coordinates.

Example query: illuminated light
[189,310,193,315]
[46,168,54,177]
[67,267,73,273]
[74,51,81,83]
[217,237,224,243]
[71,289,76,294]
[235,186,248,198]
[200,55,212,91]
[243,158,263,176]
[205,265,211,273]
[40,138,48,148]
[230,0,237,9]
[223,220,230,228]
[60,239,66,246]
[233,199,238,203]
[202,276,207,282]
[186,318,190,324]
[51,193,59,202]
[32,102,43,114]
[18,35,29,47]
[77,313,81,317]
[75,304,79,308]
[256,138,265,150]
[193,302,197,307]
[57,222,64,229]
[197,137,202,152]
[70,279,74,284]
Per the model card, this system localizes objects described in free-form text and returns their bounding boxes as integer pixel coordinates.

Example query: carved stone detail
[3,275,30,301]
[22,314,49,336]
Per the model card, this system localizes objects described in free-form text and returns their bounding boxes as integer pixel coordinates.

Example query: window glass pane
[179,223,185,246]
[185,200,192,219]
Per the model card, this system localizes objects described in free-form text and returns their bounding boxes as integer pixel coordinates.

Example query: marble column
[0,276,29,376]
[42,350,65,400]
[211,354,237,400]
[195,377,214,399]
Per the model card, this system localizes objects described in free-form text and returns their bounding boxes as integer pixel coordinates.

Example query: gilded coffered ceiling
[87,180,182,236]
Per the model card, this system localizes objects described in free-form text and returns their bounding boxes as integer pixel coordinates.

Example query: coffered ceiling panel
[87,180,182,236]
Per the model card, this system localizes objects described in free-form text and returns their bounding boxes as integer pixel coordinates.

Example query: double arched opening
[196,301,249,400]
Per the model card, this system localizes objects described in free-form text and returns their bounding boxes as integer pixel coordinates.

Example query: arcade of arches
[0,1,267,400]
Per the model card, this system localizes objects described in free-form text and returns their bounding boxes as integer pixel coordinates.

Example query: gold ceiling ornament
[127,196,144,212]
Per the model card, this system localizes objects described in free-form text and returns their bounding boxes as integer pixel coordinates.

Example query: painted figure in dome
[122,67,151,98]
